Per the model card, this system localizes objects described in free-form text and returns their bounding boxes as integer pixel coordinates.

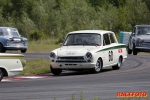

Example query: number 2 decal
[108,51,113,62]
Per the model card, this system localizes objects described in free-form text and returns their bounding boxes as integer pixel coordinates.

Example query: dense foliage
[0,0,150,42]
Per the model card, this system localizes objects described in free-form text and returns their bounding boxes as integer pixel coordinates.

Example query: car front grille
[56,56,86,62]
[8,42,24,46]
[140,42,150,47]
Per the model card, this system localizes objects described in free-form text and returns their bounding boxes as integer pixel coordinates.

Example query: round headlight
[49,52,56,59]
[84,52,92,62]
[137,38,144,43]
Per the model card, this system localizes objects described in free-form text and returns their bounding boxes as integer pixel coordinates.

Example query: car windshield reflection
[63,33,101,46]
[0,28,20,37]
[137,27,150,35]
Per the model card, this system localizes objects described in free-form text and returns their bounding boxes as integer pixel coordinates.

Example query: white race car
[0,53,26,81]
[49,30,127,75]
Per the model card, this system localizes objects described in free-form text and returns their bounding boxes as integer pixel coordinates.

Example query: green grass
[20,58,50,75]
[27,39,60,53]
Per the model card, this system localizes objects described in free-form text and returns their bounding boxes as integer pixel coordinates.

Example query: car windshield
[63,33,101,46]
[10,28,20,37]
[0,28,20,37]
[137,27,150,35]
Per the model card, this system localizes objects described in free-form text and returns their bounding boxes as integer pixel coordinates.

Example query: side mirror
[60,43,63,46]
[132,33,135,36]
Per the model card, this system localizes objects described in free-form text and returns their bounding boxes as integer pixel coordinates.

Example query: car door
[108,33,118,65]
[103,33,113,67]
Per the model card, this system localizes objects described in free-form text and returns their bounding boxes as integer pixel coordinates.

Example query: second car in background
[128,25,150,55]
[0,27,28,53]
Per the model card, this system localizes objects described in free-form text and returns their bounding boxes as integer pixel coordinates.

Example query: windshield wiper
[70,43,82,45]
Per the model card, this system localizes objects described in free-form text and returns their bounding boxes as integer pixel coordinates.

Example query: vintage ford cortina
[0,53,26,81]
[0,27,28,53]
[49,30,127,75]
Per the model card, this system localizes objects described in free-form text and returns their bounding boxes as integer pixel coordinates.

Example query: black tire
[112,57,122,70]
[127,45,132,54]
[0,69,3,81]
[0,43,6,53]
[21,49,27,53]
[91,58,102,73]
[133,43,137,55]
[50,66,62,75]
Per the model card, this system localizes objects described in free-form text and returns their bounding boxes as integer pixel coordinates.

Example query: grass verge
[27,39,60,53]
[20,58,50,75]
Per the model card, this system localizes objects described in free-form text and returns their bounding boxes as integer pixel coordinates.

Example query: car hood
[6,36,27,41]
[57,46,101,56]
[136,35,150,40]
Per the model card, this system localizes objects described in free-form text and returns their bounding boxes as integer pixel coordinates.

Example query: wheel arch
[98,57,103,68]
[119,55,123,63]
[0,42,4,46]
[0,67,8,76]
[0,40,7,53]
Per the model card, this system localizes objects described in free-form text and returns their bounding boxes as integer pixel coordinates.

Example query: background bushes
[29,30,48,40]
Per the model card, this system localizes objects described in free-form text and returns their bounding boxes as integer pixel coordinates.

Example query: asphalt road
[0,54,150,100]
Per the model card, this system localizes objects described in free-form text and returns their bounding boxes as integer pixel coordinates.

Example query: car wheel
[50,66,62,75]
[133,43,137,55]
[127,45,132,54]
[91,58,102,73]
[0,43,6,53]
[112,56,122,70]
[0,69,3,81]
[21,49,27,53]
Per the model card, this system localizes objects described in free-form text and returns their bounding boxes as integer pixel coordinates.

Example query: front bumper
[135,47,150,52]
[50,62,96,69]
[5,46,27,50]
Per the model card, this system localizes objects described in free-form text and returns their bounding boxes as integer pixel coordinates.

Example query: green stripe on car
[96,45,126,53]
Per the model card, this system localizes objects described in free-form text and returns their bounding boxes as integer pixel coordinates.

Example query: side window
[132,27,136,35]
[133,27,136,33]
[0,29,3,36]
[109,33,116,43]
[103,34,110,45]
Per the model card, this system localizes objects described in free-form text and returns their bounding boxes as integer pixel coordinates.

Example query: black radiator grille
[56,56,86,62]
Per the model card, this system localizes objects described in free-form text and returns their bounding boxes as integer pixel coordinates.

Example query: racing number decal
[108,51,113,62]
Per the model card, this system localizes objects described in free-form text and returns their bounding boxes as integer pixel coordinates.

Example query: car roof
[135,25,150,27]
[68,30,114,35]
[0,27,16,29]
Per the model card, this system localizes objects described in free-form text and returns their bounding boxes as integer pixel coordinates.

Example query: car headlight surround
[84,52,92,62]
[136,38,144,46]
[6,38,13,42]
[24,40,28,45]
[137,38,144,43]
[49,52,56,59]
